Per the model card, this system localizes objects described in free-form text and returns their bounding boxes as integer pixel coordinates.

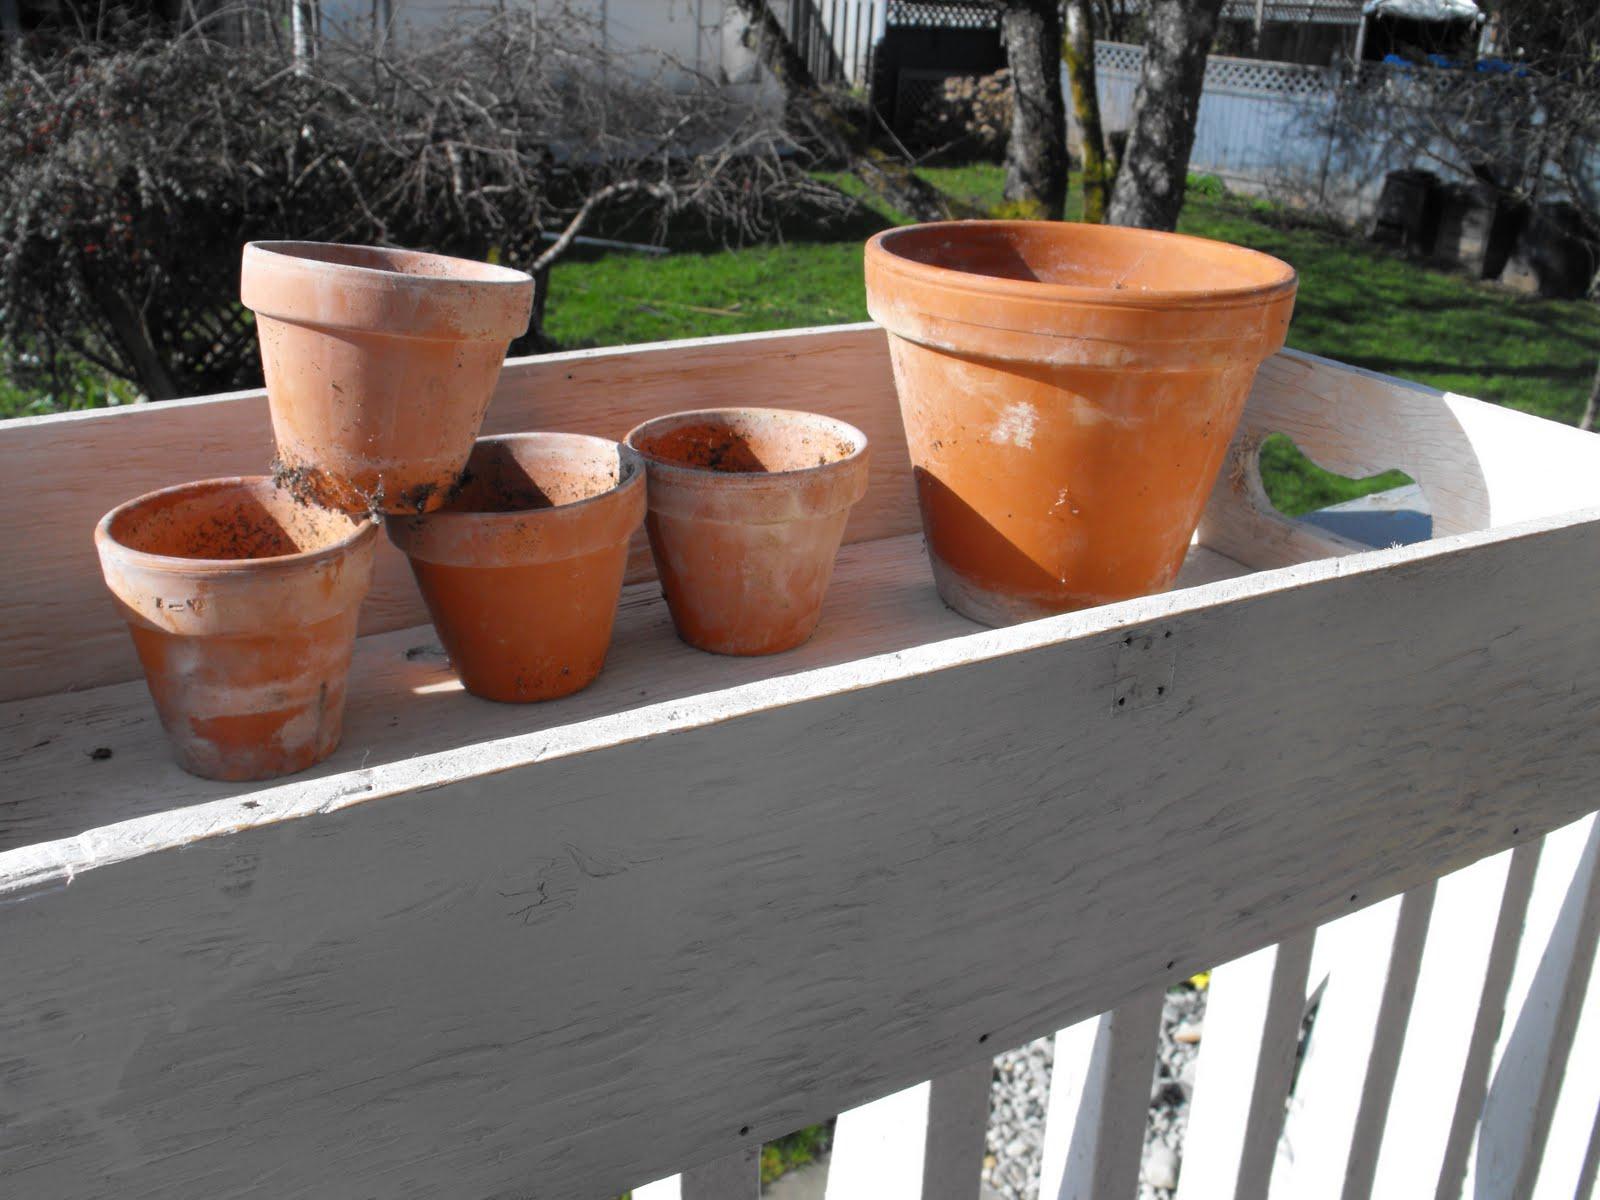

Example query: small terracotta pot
[865,220,1297,626]
[241,241,534,515]
[625,408,869,656]
[386,434,646,702]
[95,478,378,781]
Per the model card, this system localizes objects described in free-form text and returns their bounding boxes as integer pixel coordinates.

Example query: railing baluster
[1470,815,1600,1199]
[634,1147,759,1200]
[922,1061,993,1200]
[1040,988,1165,1200]
[1269,887,1430,1200]
[1178,933,1314,1200]
[1341,884,1435,1199]
[826,1061,993,1200]
[1408,843,1540,1200]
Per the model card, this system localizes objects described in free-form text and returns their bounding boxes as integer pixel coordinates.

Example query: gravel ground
[982,985,1209,1200]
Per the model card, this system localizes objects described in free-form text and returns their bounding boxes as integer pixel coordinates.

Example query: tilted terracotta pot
[625,408,869,656]
[865,220,1297,626]
[241,241,534,515]
[386,433,645,702]
[95,477,378,781]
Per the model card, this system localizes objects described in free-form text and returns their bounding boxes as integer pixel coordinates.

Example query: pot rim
[96,476,379,578]
[866,220,1297,310]
[391,432,645,531]
[624,407,869,490]
[243,240,534,289]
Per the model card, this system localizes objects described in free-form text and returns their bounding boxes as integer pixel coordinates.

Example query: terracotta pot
[241,241,534,515]
[625,408,869,656]
[95,477,378,781]
[386,433,645,702]
[865,220,1297,626]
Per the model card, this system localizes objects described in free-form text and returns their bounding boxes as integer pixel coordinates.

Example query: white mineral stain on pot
[991,402,1038,448]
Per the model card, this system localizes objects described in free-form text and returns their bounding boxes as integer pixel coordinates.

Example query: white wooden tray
[4,323,1600,1199]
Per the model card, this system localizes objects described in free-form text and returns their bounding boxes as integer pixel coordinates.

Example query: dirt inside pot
[443,438,633,513]
[631,415,858,474]
[107,480,366,560]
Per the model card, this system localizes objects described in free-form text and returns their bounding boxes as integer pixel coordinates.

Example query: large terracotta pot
[241,242,534,515]
[386,433,646,702]
[95,477,378,781]
[625,408,869,656]
[865,220,1297,626]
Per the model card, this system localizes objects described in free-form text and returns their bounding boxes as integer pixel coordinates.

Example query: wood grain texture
[0,538,1247,870]
[1040,990,1165,1200]
[0,324,908,703]
[1177,933,1313,1200]
[7,512,1600,1198]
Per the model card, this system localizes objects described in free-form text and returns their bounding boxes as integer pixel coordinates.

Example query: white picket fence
[633,812,1600,1199]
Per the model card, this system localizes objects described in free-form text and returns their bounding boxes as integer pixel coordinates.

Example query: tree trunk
[1580,355,1600,431]
[1000,0,1068,221]
[91,283,179,402]
[1064,0,1111,223]
[726,0,950,223]
[1107,0,1225,231]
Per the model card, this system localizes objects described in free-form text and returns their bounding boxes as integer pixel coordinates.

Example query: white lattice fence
[1093,41,1335,97]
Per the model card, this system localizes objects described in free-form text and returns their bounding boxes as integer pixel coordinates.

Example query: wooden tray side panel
[1200,350,1600,570]
[0,326,908,703]
[5,513,1600,1200]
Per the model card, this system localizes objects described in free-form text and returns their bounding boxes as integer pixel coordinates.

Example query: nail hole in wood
[1350,893,1358,902]
[1156,686,1166,696]
[1513,826,1520,836]
[1165,960,1175,970]
[1117,697,1126,707]
[739,1125,750,1137]
[1164,630,1172,639]
[978,1032,990,1044]
[1123,636,1132,646]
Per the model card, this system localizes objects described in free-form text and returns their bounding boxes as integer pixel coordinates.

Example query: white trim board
[6,505,1600,1199]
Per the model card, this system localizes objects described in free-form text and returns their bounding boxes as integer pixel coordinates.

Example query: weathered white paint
[1040,990,1165,1200]
[1178,933,1313,1200]
[7,333,1600,1198]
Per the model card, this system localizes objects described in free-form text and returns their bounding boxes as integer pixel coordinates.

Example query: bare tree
[999,0,1068,220]
[1064,0,1111,222]
[724,0,950,222]
[1107,0,1227,230]
[0,3,851,399]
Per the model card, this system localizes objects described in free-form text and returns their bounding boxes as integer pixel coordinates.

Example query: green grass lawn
[544,164,1598,515]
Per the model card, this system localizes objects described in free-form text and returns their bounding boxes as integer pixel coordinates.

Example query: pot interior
[108,479,366,561]
[877,222,1294,296]
[445,436,637,514]
[631,410,864,475]
[259,242,528,284]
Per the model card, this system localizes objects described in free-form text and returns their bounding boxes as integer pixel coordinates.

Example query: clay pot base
[96,478,376,782]
[626,408,871,658]
[243,240,534,517]
[386,434,645,704]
